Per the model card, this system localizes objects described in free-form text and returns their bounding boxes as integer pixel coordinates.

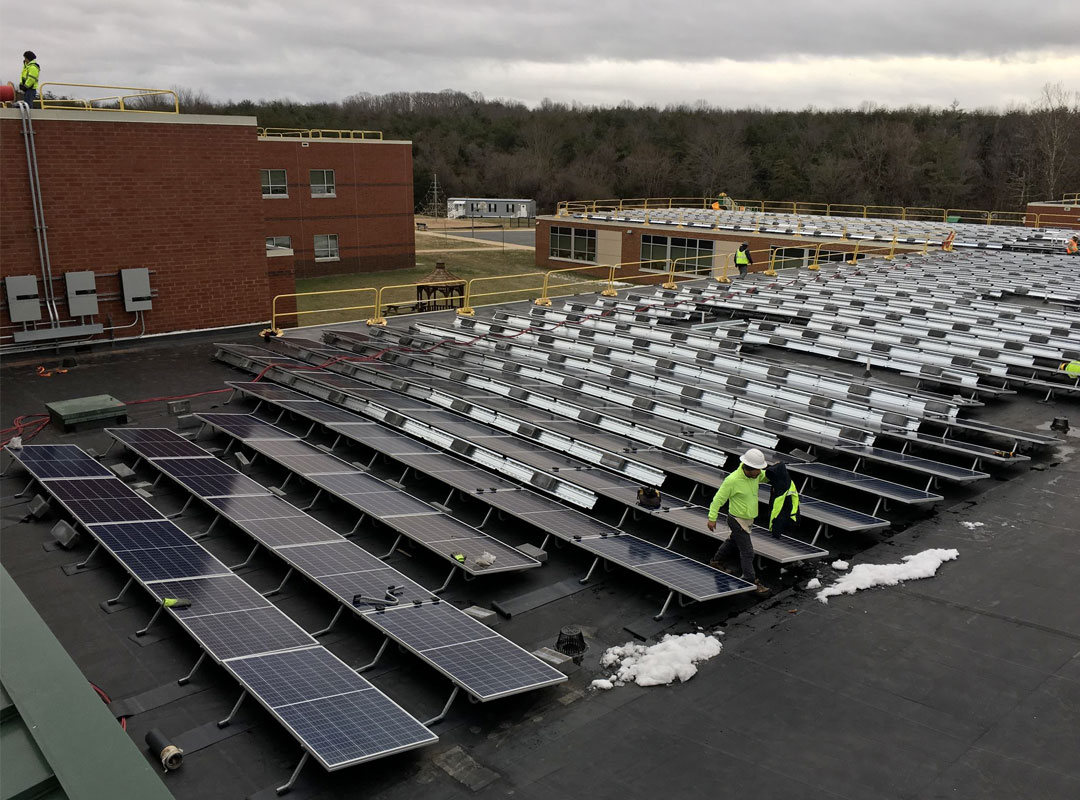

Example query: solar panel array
[3,443,437,771]
[105,426,567,704]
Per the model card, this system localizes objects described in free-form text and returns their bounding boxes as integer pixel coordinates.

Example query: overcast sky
[3,0,1075,110]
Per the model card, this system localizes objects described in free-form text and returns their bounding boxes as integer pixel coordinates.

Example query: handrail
[37,83,179,114]
[1062,192,1079,204]
[257,127,383,140]
[268,286,377,334]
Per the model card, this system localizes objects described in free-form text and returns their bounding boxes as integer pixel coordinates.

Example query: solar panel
[111,544,232,583]
[182,606,316,661]
[341,492,440,519]
[363,601,494,649]
[261,453,357,477]
[275,541,386,578]
[11,444,113,479]
[227,646,375,708]
[197,414,297,440]
[482,489,565,515]
[106,428,184,444]
[228,382,320,402]
[428,537,538,570]
[146,575,273,617]
[306,472,395,496]
[205,495,308,522]
[836,445,989,481]
[517,509,618,539]
[271,688,437,769]
[153,457,236,476]
[320,569,434,609]
[790,463,941,503]
[47,477,140,501]
[574,534,675,567]
[88,520,196,552]
[797,496,890,531]
[238,516,344,548]
[387,514,478,544]
[61,495,166,524]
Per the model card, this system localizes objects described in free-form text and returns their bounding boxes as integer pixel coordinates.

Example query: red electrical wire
[89,681,127,731]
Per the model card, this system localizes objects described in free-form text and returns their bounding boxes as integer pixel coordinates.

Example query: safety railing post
[601,265,619,297]
[366,286,387,326]
[847,241,861,265]
[534,271,553,306]
[764,249,779,277]
[662,258,678,289]
[456,279,476,316]
[716,254,732,284]
[885,226,898,260]
[808,243,823,271]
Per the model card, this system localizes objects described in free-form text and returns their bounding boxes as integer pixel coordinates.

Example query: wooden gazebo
[415,261,466,311]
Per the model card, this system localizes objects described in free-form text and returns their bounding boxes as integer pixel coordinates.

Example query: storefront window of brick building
[261,169,288,197]
[550,226,596,262]
[640,234,713,272]
[310,169,336,197]
[314,234,340,262]
[266,236,293,256]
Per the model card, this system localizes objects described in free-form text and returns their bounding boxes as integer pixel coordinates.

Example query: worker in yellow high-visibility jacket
[19,51,40,106]
[734,242,752,278]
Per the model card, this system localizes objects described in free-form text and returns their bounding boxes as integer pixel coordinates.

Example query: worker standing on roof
[735,242,752,279]
[19,51,39,106]
[1067,235,1079,255]
[707,448,770,595]
[764,462,799,539]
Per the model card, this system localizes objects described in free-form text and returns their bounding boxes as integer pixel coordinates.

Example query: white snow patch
[817,549,959,604]
[590,678,614,690]
[598,633,722,687]
[831,560,850,571]
[806,578,821,589]
[960,521,985,530]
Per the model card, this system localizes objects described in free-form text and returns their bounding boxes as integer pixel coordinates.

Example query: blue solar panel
[153,457,235,476]
[89,520,194,552]
[228,647,375,707]
[306,472,395,496]
[364,601,494,650]
[319,570,434,609]
[276,541,386,578]
[146,575,273,617]
[113,544,232,583]
[198,414,298,440]
[160,471,272,499]
[339,491,439,518]
[47,478,139,501]
[61,495,166,524]
[11,444,112,479]
[517,509,617,539]
[228,382,319,402]
[237,516,343,548]
[182,607,316,661]
[105,428,209,459]
[205,495,307,522]
[573,534,674,566]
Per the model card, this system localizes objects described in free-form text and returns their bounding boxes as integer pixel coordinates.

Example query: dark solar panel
[387,514,479,544]
[363,601,494,650]
[636,559,755,599]
[114,544,231,583]
[306,472,395,497]
[154,457,236,477]
[276,541,386,578]
[427,537,538,570]
[12,444,113,479]
[798,496,889,530]
[165,473,272,499]
[48,477,139,501]
[791,463,939,503]
[433,469,519,493]
[197,414,296,440]
[125,439,211,459]
[227,647,375,708]
[228,382,317,402]
[272,689,437,769]
[518,509,617,539]
[837,445,987,480]
[574,534,674,567]
[320,569,434,609]
[89,520,194,552]
[420,637,568,700]
[146,575,273,617]
[205,495,307,522]
[62,496,166,524]
[246,439,335,458]
[330,428,437,456]
[182,607,316,661]
[238,516,343,549]
[106,428,185,444]
[342,492,439,519]
[482,489,563,515]
[269,454,357,476]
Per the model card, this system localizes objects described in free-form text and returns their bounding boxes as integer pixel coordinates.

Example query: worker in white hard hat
[706,447,770,595]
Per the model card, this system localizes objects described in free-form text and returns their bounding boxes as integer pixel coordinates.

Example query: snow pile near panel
[817,549,959,604]
[831,560,850,571]
[595,633,722,688]
[960,521,985,530]
[805,577,821,589]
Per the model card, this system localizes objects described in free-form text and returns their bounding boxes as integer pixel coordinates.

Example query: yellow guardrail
[556,197,1077,228]
[37,83,179,113]
[258,127,383,140]
[267,287,377,334]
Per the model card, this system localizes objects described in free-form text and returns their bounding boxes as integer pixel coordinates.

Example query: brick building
[0,108,413,346]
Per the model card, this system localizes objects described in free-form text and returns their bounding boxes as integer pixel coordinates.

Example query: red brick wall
[1025,203,1080,230]
[258,139,415,279]
[1,112,276,336]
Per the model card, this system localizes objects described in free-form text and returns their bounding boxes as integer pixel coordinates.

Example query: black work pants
[713,515,756,581]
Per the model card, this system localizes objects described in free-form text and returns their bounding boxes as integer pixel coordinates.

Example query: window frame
[640,234,713,273]
[309,169,336,198]
[549,226,597,263]
[265,236,293,256]
[260,168,288,198]
[313,233,340,262]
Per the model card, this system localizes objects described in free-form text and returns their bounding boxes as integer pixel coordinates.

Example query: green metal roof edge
[0,565,174,800]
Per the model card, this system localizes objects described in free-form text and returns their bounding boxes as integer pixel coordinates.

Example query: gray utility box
[64,271,99,317]
[4,275,42,322]
[120,268,153,312]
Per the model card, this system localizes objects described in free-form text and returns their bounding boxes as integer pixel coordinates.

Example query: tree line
[171,84,1078,215]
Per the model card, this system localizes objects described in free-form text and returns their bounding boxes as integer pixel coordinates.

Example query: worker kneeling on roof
[706,448,770,595]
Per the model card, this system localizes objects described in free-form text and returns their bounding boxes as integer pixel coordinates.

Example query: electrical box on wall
[65,271,99,317]
[4,275,42,323]
[120,268,153,312]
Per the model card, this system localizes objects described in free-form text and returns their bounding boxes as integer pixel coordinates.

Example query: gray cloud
[3,0,1074,108]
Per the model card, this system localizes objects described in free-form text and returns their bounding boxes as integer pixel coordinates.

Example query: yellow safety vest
[1062,361,1080,376]
[769,484,799,529]
[735,250,750,266]
[20,61,39,90]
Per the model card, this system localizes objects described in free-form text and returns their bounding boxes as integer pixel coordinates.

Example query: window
[266,236,293,256]
[487,203,497,213]
[640,235,713,272]
[310,169,335,197]
[314,234,339,261]
[260,169,287,197]
[549,227,596,262]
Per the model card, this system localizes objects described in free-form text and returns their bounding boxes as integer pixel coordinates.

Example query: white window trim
[310,169,336,198]
[261,169,288,198]
[314,234,340,262]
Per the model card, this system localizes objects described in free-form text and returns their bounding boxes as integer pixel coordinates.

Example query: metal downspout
[18,100,60,325]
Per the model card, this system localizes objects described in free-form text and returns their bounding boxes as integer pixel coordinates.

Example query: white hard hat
[740,448,767,470]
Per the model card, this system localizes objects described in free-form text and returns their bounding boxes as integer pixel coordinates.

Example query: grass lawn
[290,248,610,327]
[414,231,502,250]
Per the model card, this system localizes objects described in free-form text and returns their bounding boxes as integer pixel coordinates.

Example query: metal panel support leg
[654,590,676,621]
[478,508,493,529]
[616,507,630,528]
[665,527,681,549]
[231,544,261,571]
[276,751,310,796]
[263,568,293,597]
[443,489,454,507]
[354,639,389,673]
[539,533,551,551]
[301,489,323,512]
[579,557,601,584]
[192,516,220,540]
[345,515,366,537]
[312,606,344,637]
[273,409,286,425]
[330,435,343,450]
[75,544,101,570]
[424,686,460,726]
[810,523,825,546]
[303,423,316,439]
[136,606,164,637]
[177,652,206,685]
[434,567,457,594]
[15,478,34,498]
[379,534,403,560]
[218,690,247,729]
[222,439,236,457]
[101,440,117,458]
[167,496,193,520]
[279,472,293,492]
[106,577,134,606]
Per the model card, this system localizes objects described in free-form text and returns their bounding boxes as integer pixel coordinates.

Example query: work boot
[709,559,737,573]
[753,580,771,596]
